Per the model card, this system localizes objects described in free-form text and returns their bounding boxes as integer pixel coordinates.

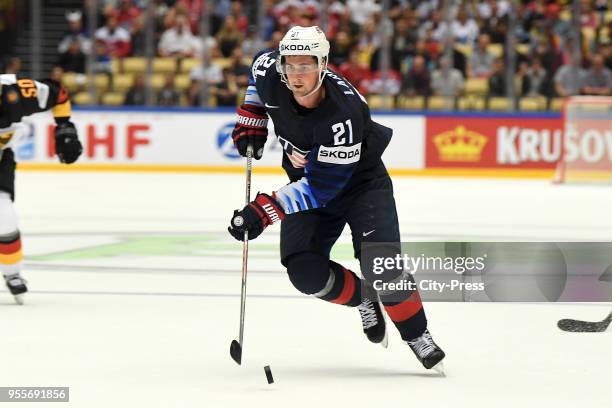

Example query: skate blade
[431,361,445,376]
[13,294,24,305]
[380,329,389,349]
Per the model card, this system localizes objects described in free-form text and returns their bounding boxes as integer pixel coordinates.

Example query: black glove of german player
[228,193,285,241]
[232,104,268,160]
[54,121,83,164]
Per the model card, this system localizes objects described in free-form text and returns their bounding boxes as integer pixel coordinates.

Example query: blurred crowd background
[1,0,611,111]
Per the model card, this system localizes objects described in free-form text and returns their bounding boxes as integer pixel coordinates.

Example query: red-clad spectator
[95,15,131,58]
[360,69,402,97]
[229,1,249,34]
[112,0,142,30]
[176,0,204,33]
[337,50,372,94]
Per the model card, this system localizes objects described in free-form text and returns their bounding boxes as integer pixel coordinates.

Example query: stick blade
[230,340,242,365]
[557,319,605,333]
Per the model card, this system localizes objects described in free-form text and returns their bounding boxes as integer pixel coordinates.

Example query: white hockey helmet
[277,26,330,95]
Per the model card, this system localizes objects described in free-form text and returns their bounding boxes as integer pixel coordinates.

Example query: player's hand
[228,193,285,241]
[54,121,83,164]
[232,104,268,160]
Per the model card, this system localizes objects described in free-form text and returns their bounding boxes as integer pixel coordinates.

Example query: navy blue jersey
[244,50,392,214]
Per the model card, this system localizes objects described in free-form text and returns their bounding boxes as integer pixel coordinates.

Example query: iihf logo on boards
[217,122,241,159]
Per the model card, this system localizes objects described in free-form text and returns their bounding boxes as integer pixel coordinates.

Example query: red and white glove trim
[236,105,268,129]
[249,193,285,227]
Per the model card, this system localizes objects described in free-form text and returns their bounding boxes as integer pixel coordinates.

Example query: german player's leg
[347,175,446,369]
[0,149,27,305]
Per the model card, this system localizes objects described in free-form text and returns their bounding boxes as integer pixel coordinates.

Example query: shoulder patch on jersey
[251,52,276,82]
[317,143,362,164]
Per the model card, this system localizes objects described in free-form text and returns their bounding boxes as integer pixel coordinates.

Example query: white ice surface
[0,171,610,408]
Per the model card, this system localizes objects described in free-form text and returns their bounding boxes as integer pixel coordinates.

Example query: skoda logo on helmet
[281,44,312,51]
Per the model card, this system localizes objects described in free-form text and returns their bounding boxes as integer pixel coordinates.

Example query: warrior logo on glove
[232,104,268,160]
[228,193,285,241]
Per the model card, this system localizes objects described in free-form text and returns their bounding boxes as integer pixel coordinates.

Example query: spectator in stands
[601,43,612,71]
[3,56,21,74]
[403,40,433,73]
[241,26,265,59]
[113,0,142,30]
[93,40,113,75]
[124,74,147,105]
[524,57,550,97]
[418,9,448,43]
[328,6,361,42]
[488,57,506,96]
[391,17,418,73]
[58,39,86,74]
[554,63,586,97]
[188,52,223,106]
[266,30,283,51]
[95,15,132,58]
[467,34,495,78]
[50,65,64,82]
[360,69,402,98]
[358,19,382,68]
[337,49,372,94]
[451,7,479,45]
[129,14,146,57]
[216,15,244,58]
[440,38,467,78]
[156,73,182,107]
[228,47,251,88]
[403,55,431,97]
[158,13,198,58]
[229,0,249,34]
[534,36,563,77]
[421,27,441,62]
[431,57,465,97]
[212,67,239,106]
[58,10,91,55]
[329,31,353,67]
[347,0,381,26]
[476,0,510,20]
[581,53,612,95]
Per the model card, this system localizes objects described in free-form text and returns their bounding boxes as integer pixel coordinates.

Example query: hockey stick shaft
[238,145,253,348]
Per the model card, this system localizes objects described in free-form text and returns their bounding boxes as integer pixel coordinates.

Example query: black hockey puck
[264,365,274,384]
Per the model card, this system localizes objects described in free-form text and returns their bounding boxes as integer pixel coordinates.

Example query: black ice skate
[4,273,27,305]
[357,290,388,348]
[407,329,445,373]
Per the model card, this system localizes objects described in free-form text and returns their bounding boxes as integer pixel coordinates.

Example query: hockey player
[0,74,82,304]
[227,26,445,370]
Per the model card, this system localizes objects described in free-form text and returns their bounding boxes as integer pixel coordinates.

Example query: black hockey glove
[228,193,285,241]
[232,104,268,160]
[54,121,83,164]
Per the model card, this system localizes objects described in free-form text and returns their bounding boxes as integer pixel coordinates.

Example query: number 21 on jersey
[332,119,353,145]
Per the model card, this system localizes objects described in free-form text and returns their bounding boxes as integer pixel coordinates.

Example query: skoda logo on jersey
[217,123,241,159]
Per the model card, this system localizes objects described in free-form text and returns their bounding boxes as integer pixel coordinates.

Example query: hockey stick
[557,309,612,333]
[230,145,253,365]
